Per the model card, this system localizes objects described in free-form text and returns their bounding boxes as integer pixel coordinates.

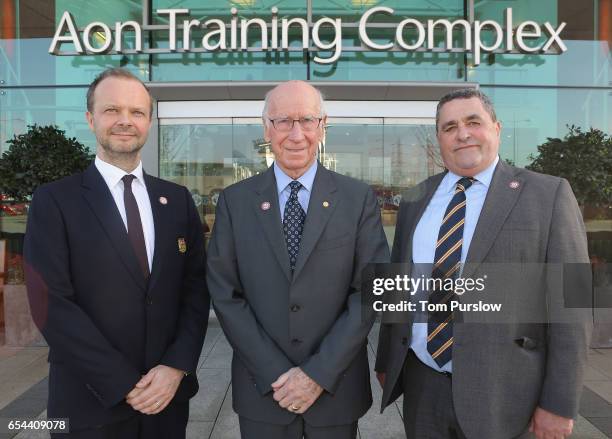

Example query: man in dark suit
[375,89,591,439]
[24,68,210,438]
[207,80,389,439]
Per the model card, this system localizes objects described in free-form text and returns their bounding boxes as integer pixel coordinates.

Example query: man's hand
[376,372,385,388]
[271,367,323,414]
[126,365,185,415]
[529,406,574,439]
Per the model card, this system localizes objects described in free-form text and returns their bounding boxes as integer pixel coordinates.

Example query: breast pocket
[314,233,351,251]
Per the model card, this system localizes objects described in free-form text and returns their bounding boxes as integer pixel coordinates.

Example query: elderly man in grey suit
[375,88,591,439]
[207,80,389,439]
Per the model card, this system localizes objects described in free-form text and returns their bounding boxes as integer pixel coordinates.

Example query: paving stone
[201,336,233,370]
[187,421,214,439]
[589,417,612,438]
[586,365,612,382]
[190,368,231,422]
[588,354,612,380]
[574,415,609,439]
[586,381,612,405]
[210,385,240,439]
[581,387,612,418]
[198,327,223,370]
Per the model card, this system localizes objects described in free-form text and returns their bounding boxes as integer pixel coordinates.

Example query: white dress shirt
[410,156,499,372]
[95,156,155,270]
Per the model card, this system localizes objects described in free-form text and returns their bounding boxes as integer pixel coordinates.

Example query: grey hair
[262,81,327,125]
[435,88,497,132]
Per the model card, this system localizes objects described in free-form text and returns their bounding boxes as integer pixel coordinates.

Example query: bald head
[262,81,326,121]
[262,80,327,180]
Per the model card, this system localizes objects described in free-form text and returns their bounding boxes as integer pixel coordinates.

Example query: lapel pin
[159,196,168,205]
[261,201,271,211]
[178,238,187,253]
[323,201,329,208]
[509,181,520,189]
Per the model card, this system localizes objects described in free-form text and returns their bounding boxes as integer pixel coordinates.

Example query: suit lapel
[292,163,338,280]
[463,160,524,279]
[393,174,444,328]
[253,167,292,282]
[144,173,171,292]
[399,173,446,264]
[81,164,147,293]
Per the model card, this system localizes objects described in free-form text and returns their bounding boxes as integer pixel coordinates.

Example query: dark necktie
[282,181,306,271]
[122,174,150,278]
[427,177,474,368]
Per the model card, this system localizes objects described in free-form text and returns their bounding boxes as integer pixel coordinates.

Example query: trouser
[239,415,358,439]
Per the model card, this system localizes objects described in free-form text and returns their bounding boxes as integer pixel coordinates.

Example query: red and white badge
[261,201,271,211]
[159,196,168,205]
[509,181,520,189]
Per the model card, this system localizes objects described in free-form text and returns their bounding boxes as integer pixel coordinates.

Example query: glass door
[322,118,441,244]
[158,102,441,246]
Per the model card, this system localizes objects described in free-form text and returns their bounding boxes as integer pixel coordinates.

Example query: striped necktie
[427,176,474,368]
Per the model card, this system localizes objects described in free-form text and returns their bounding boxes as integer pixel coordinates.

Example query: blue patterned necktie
[283,181,306,271]
[427,176,474,368]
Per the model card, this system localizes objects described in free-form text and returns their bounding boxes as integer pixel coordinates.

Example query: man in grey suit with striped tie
[375,89,591,439]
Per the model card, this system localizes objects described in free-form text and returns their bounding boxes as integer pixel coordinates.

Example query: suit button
[291,339,302,345]
[290,304,300,312]
[401,337,408,345]
[146,296,153,305]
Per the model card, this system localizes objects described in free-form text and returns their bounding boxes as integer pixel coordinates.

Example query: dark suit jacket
[24,163,210,431]
[375,160,592,439]
[207,162,390,426]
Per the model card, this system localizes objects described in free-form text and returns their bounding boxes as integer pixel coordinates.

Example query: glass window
[482,86,611,167]
[310,0,466,81]
[471,0,611,87]
[486,85,612,303]
[159,115,441,248]
[159,119,270,237]
[150,1,309,81]
[151,50,308,82]
[152,0,307,14]
[322,118,384,185]
[0,87,94,239]
[0,87,95,154]
[0,0,148,86]
[323,118,442,244]
[310,50,466,81]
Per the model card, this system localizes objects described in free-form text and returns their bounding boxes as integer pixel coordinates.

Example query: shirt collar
[442,155,499,193]
[274,160,318,195]
[95,155,145,190]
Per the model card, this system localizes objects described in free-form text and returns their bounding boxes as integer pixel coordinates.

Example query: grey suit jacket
[375,160,592,439]
[207,162,390,426]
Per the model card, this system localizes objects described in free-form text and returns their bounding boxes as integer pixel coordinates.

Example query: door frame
[157,100,438,119]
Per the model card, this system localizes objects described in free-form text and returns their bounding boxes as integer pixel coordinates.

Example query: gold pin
[323,201,329,208]
[178,238,187,253]
[159,196,168,205]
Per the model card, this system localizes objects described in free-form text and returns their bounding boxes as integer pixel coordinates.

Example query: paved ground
[0,322,611,438]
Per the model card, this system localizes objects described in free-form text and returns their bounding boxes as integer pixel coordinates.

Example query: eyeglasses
[267,116,323,132]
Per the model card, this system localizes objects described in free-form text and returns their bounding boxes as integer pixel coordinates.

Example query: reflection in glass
[321,119,442,244]
[0,0,147,86]
[159,120,270,238]
[159,117,442,247]
[0,87,95,154]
